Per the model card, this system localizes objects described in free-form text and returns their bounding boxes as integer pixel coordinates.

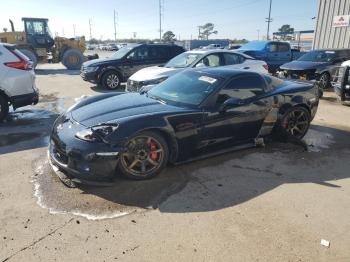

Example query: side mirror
[196,62,206,68]
[219,97,245,112]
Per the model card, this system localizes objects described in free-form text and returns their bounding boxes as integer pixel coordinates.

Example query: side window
[268,43,279,52]
[215,75,266,107]
[127,46,149,61]
[198,54,221,67]
[223,53,242,65]
[278,43,290,52]
[156,46,169,59]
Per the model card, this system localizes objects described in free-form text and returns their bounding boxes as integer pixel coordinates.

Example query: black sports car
[49,68,319,185]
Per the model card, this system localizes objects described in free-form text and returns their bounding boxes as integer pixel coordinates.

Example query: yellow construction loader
[0,18,97,69]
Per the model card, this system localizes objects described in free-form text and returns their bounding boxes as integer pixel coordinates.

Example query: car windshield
[147,71,222,107]
[111,46,134,59]
[239,41,266,51]
[165,52,202,68]
[297,50,337,62]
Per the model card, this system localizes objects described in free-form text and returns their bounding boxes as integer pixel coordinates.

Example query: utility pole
[62,27,65,37]
[89,19,92,40]
[198,26,201,40]
[133,32,137,39]
[113,10,117,42]
[159,0,163,41]
[73,24,76,37]
[266,0,272,40]
[257,29,260,40]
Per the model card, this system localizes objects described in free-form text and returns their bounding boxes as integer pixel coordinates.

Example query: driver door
[199,74,272,150]
[122,46,154,78]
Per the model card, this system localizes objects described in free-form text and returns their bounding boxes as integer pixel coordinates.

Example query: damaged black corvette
[49,68,319,185]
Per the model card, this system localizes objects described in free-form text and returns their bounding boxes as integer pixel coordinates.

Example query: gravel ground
[1,62,350,261]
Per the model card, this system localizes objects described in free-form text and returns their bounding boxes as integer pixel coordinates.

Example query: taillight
[4,49,32,70]
[263,64,269,71]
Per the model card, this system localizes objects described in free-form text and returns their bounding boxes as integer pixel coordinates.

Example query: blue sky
[0,0,318,40]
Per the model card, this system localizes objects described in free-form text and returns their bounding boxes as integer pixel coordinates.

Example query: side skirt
[175,141,257,165]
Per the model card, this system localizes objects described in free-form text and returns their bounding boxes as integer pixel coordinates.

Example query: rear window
[171,46,185,56]
[5,46,29,61]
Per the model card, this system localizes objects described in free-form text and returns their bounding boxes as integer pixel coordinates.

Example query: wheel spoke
[129,159,139,169]
[141,161,146,172]
[152,149,163,153]
[147,158,158,166]
[293,126,302,134]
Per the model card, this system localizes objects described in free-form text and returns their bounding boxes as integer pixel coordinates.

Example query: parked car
[50,68,318,185]
[238,41,305,73]
[126,49,268,92]
[0,43,38,122]
[80,43,185,89]
[107,43,118,51]
[203,44,224,49]
[280,49,350,90]
[333,65,350,105]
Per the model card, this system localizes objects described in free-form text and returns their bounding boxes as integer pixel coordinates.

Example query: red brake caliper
[150,141,158,161]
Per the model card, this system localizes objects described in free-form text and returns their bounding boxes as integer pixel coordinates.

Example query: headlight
[144,76,168,86]
[85,66,99,72]
[75,124,119,142]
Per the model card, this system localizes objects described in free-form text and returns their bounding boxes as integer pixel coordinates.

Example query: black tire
[61,48,84,70]
[0,95,9,122]
[318,72,331,90]
[276,106,311,139]
[118,131,169,180]
[18,49,38,68]
[101,71,121,90]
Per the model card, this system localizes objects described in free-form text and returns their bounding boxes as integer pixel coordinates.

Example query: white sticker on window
[198,76,217,84]
[325,51,335,54]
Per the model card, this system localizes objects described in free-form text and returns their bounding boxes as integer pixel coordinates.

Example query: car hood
[129,66,183,81]
[71,93,186,127]
[280,60,330,71]
[83,57,120,67]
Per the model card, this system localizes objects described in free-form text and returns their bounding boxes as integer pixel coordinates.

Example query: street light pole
[266,0,272,40]
[114,9,117,42]
[159,0,162,41]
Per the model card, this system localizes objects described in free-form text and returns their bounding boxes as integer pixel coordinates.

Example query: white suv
[0,43,38,121]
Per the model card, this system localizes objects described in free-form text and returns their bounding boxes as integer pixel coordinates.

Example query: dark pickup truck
[237,41,305,73]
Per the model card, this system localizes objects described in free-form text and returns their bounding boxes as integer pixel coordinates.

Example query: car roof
[185,49,254,59]
[188,67,262,79]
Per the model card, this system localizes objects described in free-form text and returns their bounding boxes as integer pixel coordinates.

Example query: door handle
[243,67,250,69]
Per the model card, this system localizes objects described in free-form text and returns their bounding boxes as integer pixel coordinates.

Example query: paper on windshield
[198,76,217,84]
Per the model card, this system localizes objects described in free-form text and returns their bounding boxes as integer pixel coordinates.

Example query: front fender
[67,93,124,113]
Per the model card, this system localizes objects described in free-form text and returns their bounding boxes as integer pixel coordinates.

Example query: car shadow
[77,125,350,214]
[89,84,126,93]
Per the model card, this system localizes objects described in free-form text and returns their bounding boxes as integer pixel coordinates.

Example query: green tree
[162,31,176,42]
[89,38,99,44]
[278,24,294,40]
[199,23,218,40]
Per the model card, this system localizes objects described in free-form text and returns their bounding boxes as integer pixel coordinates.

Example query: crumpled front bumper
[49,114,123,185]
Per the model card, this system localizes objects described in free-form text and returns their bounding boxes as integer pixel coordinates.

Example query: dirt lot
[1,60,350,262]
